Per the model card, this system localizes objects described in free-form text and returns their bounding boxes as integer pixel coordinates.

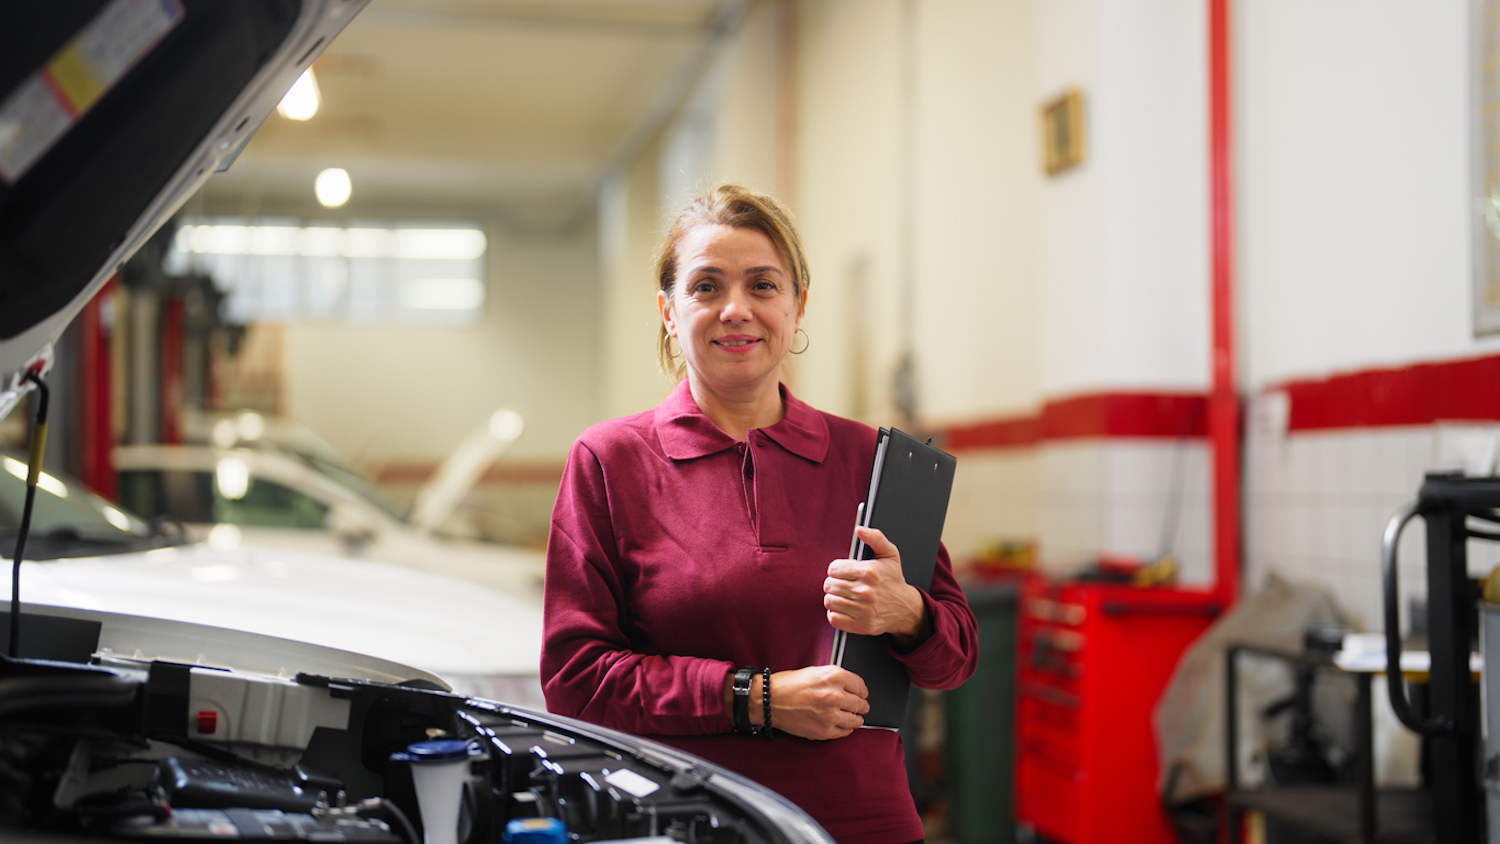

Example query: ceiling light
[277,69,320,120]
[315,168,351,208]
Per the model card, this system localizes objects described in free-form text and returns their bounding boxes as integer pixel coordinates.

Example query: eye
[753,279,778,291]
[690,280,717,294]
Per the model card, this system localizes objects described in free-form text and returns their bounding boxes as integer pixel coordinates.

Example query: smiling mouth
[714,339,759,347]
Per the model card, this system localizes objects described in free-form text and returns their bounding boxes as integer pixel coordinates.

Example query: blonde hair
[653,184,810,380]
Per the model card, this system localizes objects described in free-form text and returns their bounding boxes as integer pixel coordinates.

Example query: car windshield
[298,453,411,523]
[0,455,167,559]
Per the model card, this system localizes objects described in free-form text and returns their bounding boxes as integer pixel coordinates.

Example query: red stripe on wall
[1279,352,1500,432]
[943,392,1207,451]
[942,351,1500,451]
[1044,393,1206,440]
[375,461,566,486]
[945,415,1040,450]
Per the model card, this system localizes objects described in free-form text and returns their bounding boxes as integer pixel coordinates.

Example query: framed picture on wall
[1040,88,1086,176]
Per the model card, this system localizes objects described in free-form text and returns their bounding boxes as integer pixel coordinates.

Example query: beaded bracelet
[761,667,774,739]
[732,667,756,735]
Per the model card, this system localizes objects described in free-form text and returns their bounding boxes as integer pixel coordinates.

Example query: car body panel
[114,443,546,600]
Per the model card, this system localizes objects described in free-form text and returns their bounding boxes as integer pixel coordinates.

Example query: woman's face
[659,224,806,400]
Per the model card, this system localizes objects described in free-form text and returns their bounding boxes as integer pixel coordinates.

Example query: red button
[196,710,218,734]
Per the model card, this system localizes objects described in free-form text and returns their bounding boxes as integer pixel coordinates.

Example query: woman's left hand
[824,526,933,651]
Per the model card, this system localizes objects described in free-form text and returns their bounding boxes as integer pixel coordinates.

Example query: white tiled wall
[944,439,1212,586]
[944,449,1038,564]
[944,421,1500,633]
[1243,425,1482,634]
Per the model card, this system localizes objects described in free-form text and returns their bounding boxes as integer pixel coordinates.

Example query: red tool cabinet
[1014,576,1219,844]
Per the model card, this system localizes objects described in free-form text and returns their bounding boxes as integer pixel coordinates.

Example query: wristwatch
[732,667,756,735]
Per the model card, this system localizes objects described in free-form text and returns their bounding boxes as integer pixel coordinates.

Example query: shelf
[1229,786,1432,844]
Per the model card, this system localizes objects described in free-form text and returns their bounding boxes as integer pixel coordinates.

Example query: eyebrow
[687,264,785,277]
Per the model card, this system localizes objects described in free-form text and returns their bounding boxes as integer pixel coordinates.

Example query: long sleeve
[540,439,733,736]
[537,383,966,844]
[892,542,979,690]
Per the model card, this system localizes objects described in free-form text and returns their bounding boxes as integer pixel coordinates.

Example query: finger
[826,558,864,580]
[828,596,876,623]
[827,608,859,633]
[824,576,864,599]
[838,669,870,700]
[855,525,900,560]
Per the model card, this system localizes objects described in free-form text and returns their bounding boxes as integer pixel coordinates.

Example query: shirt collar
[655,379,829,463]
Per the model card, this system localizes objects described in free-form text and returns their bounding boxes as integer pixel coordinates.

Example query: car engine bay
[0,613,821,844]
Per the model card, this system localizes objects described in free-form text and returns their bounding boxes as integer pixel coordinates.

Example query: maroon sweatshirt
[542,381,977,844]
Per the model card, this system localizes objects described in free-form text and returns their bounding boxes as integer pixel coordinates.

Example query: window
[164,217,487,325]
[118,468,330,530]
[212,474,329,529]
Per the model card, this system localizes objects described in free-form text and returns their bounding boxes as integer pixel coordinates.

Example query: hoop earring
[666,335,681,359]
[790,328,809,355]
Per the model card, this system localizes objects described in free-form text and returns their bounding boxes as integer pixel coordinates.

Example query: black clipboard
[829,427,957,729]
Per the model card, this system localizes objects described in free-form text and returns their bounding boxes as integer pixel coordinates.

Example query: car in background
[181,405,529,541]
[114,442,545,600]
[0,451,545,708]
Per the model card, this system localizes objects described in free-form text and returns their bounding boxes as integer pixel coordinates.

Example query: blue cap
[503,817,566,844]
[391,739,473,764]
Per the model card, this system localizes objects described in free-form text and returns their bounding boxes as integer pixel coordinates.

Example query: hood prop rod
[9,370,49,658]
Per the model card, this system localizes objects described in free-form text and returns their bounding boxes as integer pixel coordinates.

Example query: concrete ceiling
[193,0,735,229]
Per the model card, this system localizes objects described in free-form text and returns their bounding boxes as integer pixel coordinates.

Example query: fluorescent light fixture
[394,229,487,260]
[277,69,320,120]
[343,227,392,257]
[401,278,484,311]
[315,168,352,208]
[176,224,487,260]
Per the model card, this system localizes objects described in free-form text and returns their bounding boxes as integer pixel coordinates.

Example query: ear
[796,286,808,322]
[657,289,676,336]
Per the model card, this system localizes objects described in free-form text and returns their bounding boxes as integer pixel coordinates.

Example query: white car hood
[3,542,543,679]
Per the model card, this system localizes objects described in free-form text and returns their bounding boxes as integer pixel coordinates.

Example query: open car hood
[0,0,368,423]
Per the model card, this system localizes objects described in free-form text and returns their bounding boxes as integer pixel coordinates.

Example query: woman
[541,184,977,844]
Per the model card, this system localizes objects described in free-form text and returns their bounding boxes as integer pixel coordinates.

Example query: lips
[712,337,760,348]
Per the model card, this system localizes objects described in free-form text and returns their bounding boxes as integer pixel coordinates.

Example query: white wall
[1239,0,1484,388]
[793,0,906,421]
[1236,0,1490,628]
[1096,1,1209,390]
[282,221,600,466]
[1037,0,1210,397]
[912,0,1041,422]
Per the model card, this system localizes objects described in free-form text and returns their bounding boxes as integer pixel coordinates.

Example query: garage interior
[4,1,1498,843]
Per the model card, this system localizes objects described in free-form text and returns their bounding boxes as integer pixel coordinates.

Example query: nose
[720,287,752,323]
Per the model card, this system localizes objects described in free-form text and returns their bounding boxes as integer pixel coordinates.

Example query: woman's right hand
[765,665,870,740]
